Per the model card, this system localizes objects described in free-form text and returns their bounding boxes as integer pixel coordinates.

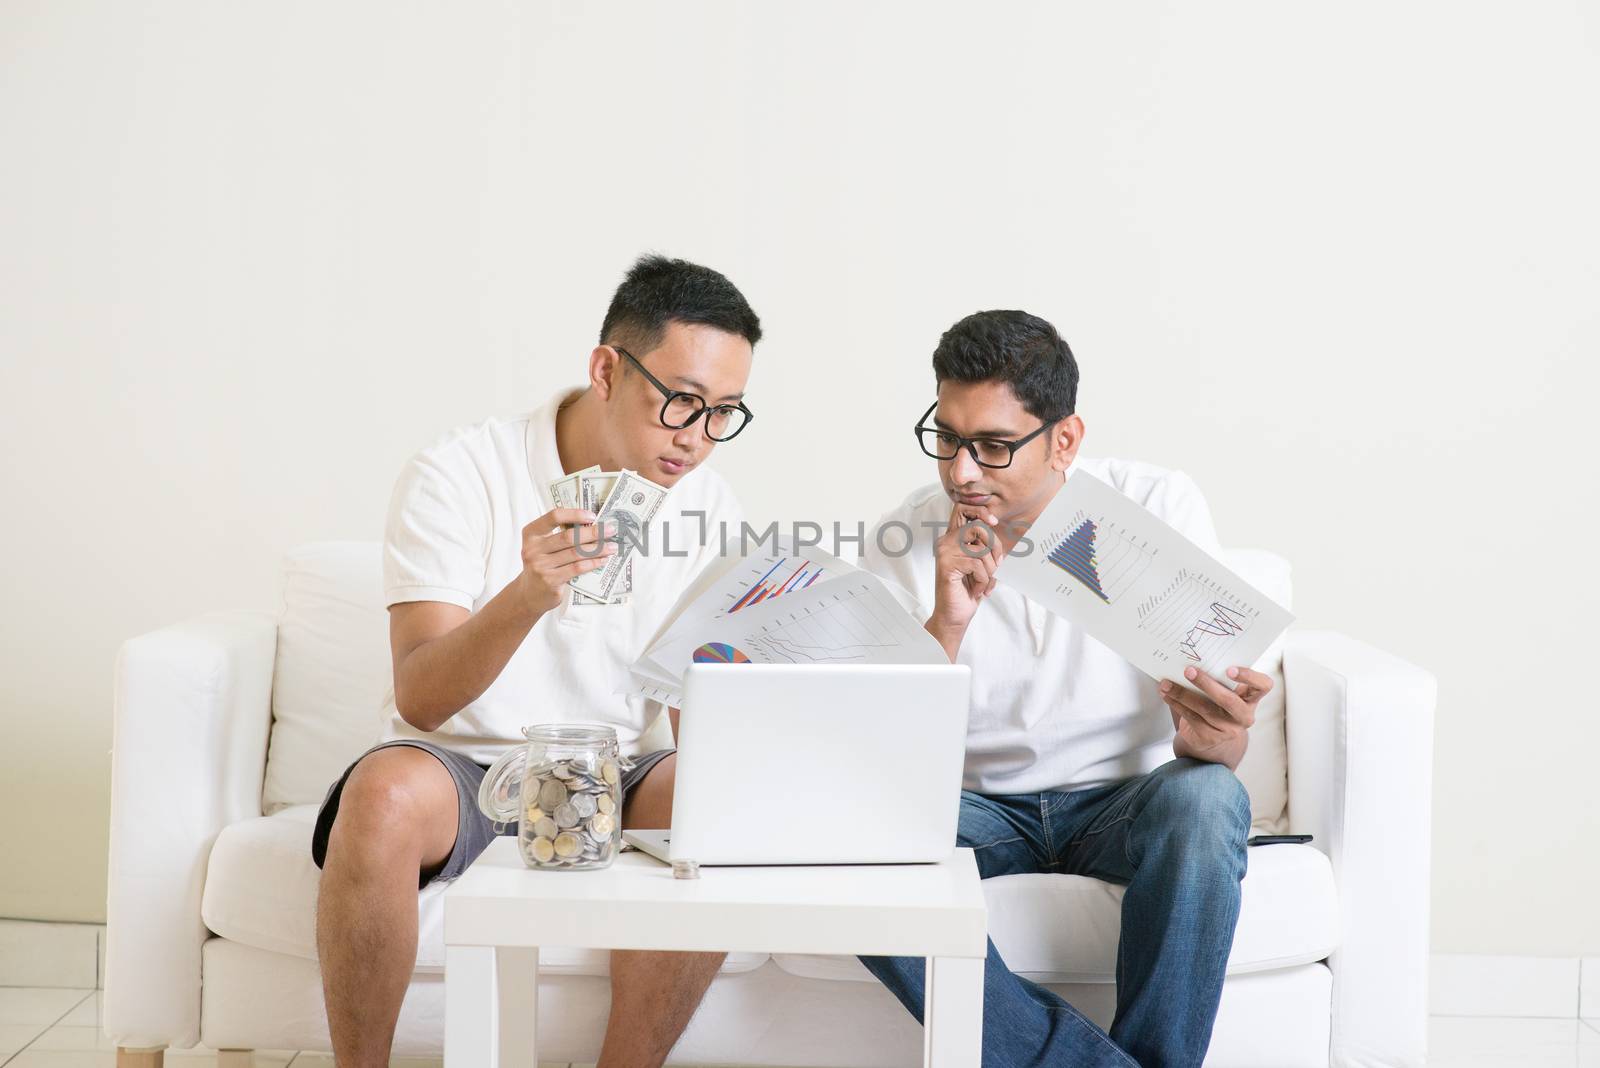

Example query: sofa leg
[115,1049,164,1068]
[217,1052,254,1068]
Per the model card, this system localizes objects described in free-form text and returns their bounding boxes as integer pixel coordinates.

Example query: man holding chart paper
[857,310,1283,1068]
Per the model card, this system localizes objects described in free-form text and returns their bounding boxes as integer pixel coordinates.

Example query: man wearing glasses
[311,255,758,1068]
[857,310,1274,1068]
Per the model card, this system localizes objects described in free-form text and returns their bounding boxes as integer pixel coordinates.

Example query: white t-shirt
[380,388,743,765]
[860,457,1222,796]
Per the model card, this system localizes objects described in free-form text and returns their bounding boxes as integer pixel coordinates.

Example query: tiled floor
[3,987,1599,1066]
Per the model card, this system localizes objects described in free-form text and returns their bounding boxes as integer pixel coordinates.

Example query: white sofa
[105,541,1436,1067]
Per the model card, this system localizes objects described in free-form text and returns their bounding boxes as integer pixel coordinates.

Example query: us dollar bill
[582,472,631,603]
[579,470,619,514]
[547,466,618,605]
[548,464,600,511]
[580,471,638,601]
[568,468,668,601]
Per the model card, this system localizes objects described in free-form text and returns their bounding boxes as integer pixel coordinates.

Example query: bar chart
[1043,512,1155,605]
[726,556,826,613]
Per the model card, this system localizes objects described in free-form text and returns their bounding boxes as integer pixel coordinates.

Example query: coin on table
[601,761,620,786]
[588,812,615,838]
[537,779,568,810]
[571,793,598,819]
[528,836,555,863]
[596,793,616,815]
[532,816,559,840]
[553,832,581,858]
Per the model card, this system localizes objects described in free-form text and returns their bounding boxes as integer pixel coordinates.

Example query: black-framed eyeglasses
[614,346,754,442]
[913,400,1062,469]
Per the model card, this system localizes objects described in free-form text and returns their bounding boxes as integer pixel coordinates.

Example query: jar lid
[522,723,618,746]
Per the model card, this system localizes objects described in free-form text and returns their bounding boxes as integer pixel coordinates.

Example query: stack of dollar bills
[547,465,669,606]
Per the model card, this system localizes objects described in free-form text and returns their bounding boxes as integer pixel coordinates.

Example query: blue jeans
[861,758,1251,1068]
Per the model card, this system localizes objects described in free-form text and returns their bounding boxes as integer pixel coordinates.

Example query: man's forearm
[394,580,544,732]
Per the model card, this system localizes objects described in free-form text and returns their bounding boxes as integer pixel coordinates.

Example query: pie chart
[692,641,751,664]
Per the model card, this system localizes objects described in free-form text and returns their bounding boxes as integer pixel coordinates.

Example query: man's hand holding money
[516,507,616,617]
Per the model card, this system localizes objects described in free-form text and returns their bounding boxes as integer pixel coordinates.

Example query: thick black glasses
[614,346,754,442]
[913,400,1061,469]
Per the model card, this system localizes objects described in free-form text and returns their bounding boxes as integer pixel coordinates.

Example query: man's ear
[588,345,622,400]
[1049,414,1086,472]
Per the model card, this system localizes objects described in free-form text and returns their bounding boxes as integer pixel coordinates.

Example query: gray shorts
[311,739,674,887]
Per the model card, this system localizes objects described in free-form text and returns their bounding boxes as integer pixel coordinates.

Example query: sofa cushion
[261,543,391,815]
[772,843,1337,985]
[201,805,770,976]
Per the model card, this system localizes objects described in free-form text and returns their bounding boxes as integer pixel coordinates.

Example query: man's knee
[327,749,456,866]
[1145,760,1251,841]
[622,753,676,829]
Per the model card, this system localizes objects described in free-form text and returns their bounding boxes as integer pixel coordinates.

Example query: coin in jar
[528,836,555,863]
[532,816,559,840]
[554,802,580,828]
[596,793,616,815]
[553,832,582,858]
[571,793,598,818]
[601,761,620,786]
[537,779,568,810]
[589,812,615,838]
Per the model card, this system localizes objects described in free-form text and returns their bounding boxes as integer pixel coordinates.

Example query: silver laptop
[623,663,971,866]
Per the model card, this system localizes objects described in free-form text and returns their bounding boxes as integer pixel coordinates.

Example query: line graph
[1135,569,1260,674]
[743,581,923,664]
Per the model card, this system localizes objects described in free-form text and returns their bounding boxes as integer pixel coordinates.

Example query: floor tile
[21,1024,296,1061]
[54,995,99,1030]
[19,1026,115,1053]
[2,1022,52,1058]
[6,1051,294,1066]
[0,990,92,1028]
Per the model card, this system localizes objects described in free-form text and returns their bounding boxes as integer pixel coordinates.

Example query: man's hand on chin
[1159,665,1274,772]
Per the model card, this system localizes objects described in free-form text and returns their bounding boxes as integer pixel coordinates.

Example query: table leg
[496,946,540,1065]
[446,945,540,1068]
[923,955,983,1068]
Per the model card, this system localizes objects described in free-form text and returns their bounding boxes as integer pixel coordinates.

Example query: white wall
[1,2,1595,954]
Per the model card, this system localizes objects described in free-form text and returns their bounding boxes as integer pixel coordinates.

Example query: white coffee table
[442,838,987,1068]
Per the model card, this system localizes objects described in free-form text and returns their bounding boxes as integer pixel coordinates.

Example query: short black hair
[931,310,1078,420]
[599,254,762,355]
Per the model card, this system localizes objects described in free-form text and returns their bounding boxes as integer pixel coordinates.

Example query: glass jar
[477,725,632,871]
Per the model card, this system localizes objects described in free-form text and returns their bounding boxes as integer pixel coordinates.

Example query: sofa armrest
[1283,629,1436,1068]
[104,610,277,1050]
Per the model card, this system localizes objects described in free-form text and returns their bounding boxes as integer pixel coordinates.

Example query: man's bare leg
[316,747,460,1068]
[596,754,727,1068]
